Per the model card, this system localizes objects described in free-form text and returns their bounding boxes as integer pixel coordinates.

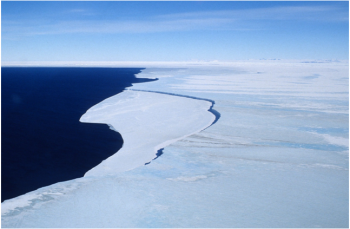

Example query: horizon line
[2,59,348,67]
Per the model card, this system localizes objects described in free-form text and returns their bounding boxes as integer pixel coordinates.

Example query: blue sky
[1,1,349,62]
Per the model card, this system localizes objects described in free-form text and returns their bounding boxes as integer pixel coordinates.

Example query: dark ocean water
[1,67,155,202]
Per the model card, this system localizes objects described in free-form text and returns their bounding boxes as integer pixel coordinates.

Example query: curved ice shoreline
[3,61,348,228]
[2,89,216,217]
[80,89,216,176]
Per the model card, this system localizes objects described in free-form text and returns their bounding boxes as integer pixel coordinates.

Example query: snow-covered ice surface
[2,60,348,228]
[80,90,215,176]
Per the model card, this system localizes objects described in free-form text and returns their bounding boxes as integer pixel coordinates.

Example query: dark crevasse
[138,89,221,166]
[1,67,155,202]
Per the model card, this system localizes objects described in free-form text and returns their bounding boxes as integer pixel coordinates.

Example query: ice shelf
[2,60,348,228]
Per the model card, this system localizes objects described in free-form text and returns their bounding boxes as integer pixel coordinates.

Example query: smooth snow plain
[2,60,348,228]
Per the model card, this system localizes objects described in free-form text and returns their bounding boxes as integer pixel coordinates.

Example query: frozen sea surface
[2,60,348,228]
[80,89,215,176]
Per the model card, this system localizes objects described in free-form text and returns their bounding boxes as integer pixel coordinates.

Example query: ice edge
[129,88,221,128]
[80,89,217,177]
[119,88,221,166]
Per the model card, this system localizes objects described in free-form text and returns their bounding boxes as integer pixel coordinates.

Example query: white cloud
[2,17,236,38]
[2,4,348,38]
[158,5,348,22]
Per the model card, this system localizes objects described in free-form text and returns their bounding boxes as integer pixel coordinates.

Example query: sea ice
[80,89,215,176]
[2,60,348,228]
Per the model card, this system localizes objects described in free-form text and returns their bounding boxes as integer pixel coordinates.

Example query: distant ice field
[2,60,348,228]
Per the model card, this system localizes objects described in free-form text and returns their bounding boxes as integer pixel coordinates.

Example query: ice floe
[80,89,215,176]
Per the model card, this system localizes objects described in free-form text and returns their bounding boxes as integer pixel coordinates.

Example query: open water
[1,67,154,201]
